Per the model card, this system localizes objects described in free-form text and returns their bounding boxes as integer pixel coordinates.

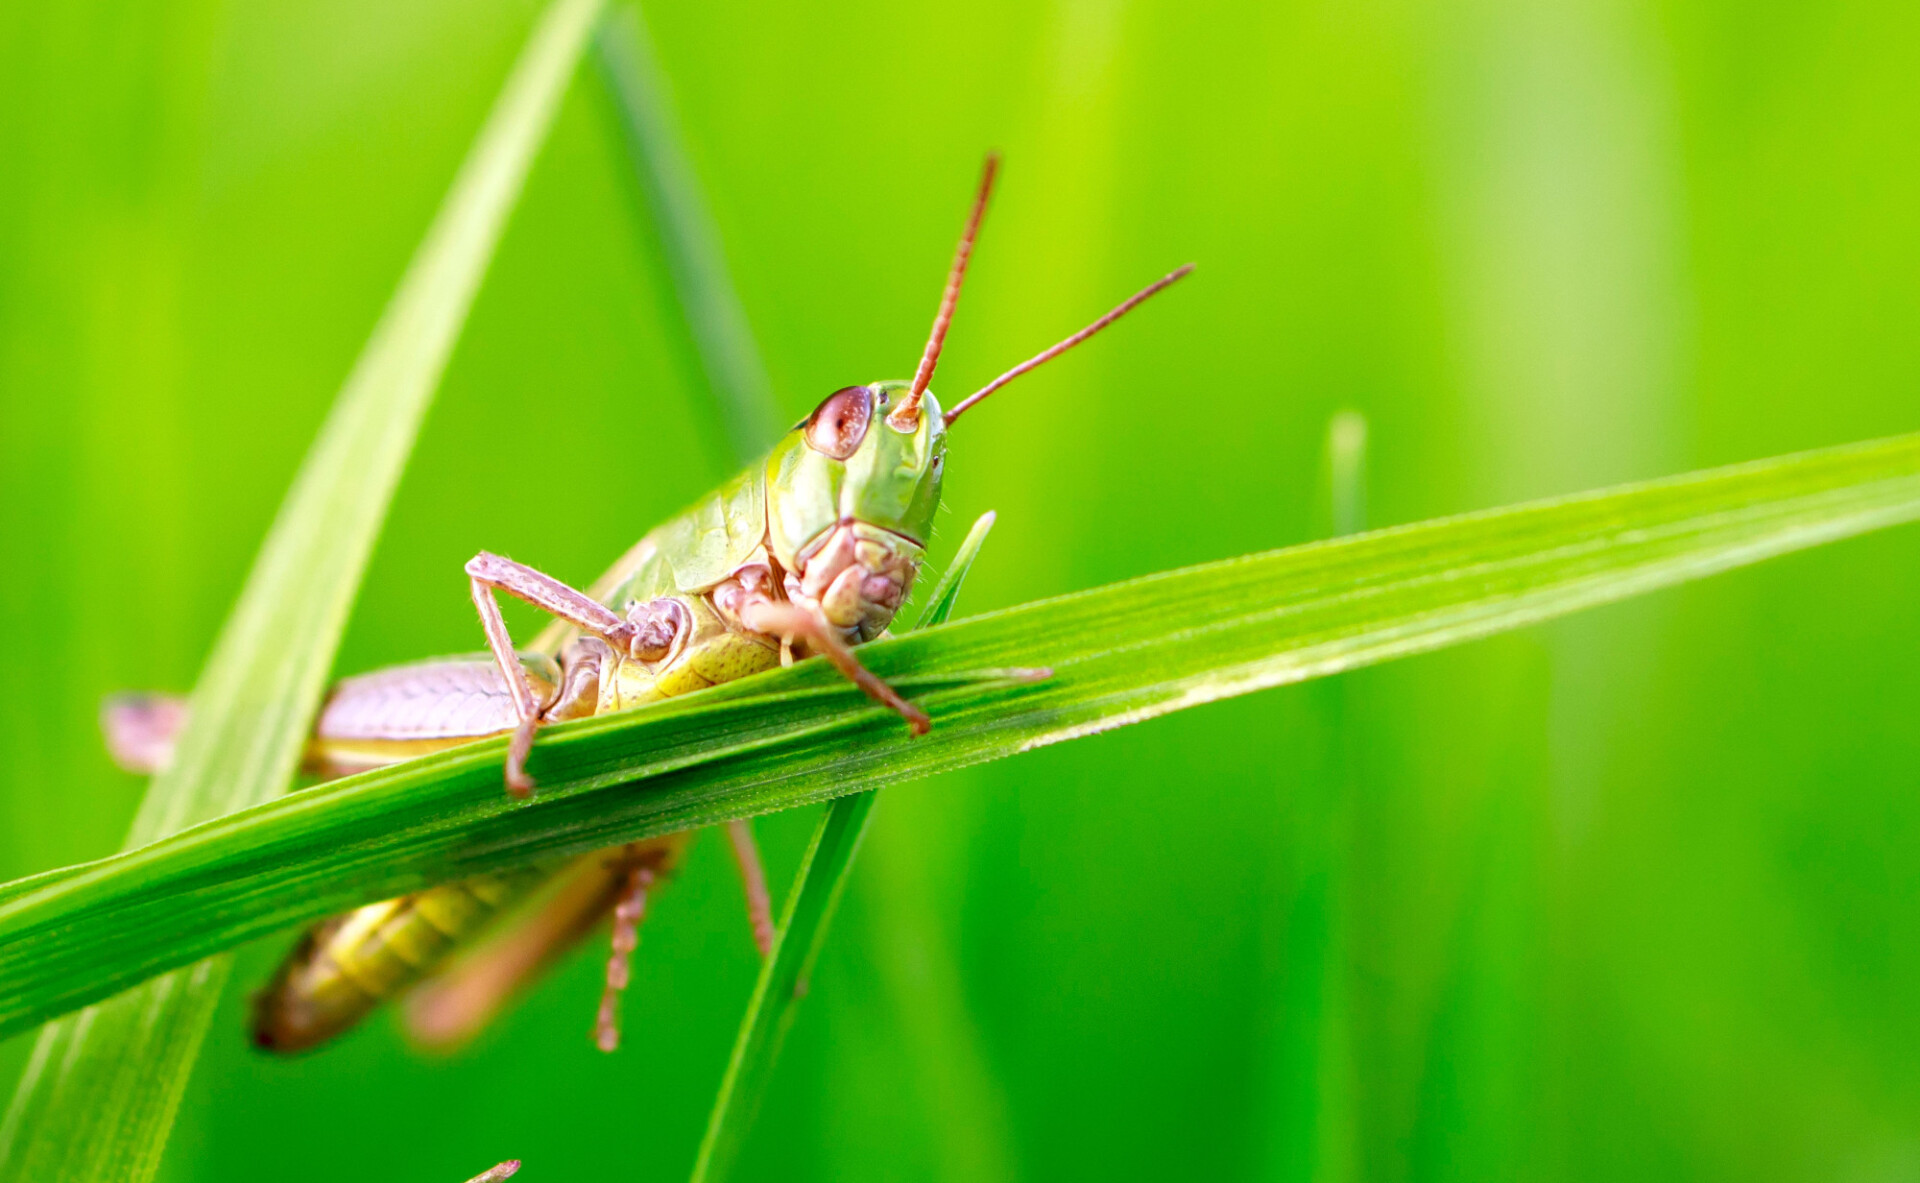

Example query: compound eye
[806,385,874,459]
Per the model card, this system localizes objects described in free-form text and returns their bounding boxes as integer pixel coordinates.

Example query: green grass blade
[690,510,999,1183]
[593,1,782,457]
[588,34,999,1175]
[1325,409,1369,540]
[693,791,875,1181]
[914,511,998,632]
[0,432,1918,1040]
[1259,412,1371,1183]
[0,1,602,1177]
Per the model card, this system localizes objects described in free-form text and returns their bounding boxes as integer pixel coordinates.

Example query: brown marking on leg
[726,819,777,957]
[462,1161,522,1183]
[739,599,931,734]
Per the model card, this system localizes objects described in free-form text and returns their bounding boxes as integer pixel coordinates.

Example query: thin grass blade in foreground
[0,2,603,1178]
[590,31,1003,1175]
[690,510,998,1183]
[0,432,1917,1036]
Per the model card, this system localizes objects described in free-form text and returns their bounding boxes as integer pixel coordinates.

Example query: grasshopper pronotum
[105,156,1192,1054]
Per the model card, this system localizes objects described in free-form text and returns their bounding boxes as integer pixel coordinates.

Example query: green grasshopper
[104,156,1192,1055]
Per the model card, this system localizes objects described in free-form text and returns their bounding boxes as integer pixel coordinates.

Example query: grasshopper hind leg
[593,854,658,1052]
[403,836,689,1053]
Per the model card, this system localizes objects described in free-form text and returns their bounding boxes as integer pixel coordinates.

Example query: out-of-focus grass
[691,509,999,1183]
[0,2,600,1178]
[3,2,1919,1181]
[5,429,1920,1050]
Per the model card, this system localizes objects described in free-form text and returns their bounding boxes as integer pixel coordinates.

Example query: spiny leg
[738,598,930,734]
[466,551,645,796]
[405,852,628,1050]
[726,819,776,957]
[595,854,660,1053]
[405,829,687,1053]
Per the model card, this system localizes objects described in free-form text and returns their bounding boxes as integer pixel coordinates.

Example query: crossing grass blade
[690,509,999,1183]
[0,1,603,1178]
[588,28,1003,1176]
[1256,410,1372,1182]
[0,431,1917,1044]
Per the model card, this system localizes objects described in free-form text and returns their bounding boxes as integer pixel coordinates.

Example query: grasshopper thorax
[764,381,947,641]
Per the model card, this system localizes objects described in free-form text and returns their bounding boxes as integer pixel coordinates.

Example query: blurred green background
[4,0,1920,1179]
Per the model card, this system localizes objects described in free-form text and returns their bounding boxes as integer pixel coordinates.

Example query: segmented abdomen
[305,655,562,778]
[317,655,561,741]
[256,655,564,1051]
[251,863,555,1053]
[254,625,766,1052]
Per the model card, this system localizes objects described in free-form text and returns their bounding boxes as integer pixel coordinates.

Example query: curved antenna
[944,263,1195,426]
[895,154,1000,427]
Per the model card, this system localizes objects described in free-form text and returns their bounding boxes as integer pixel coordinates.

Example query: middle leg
[466,551,669,795]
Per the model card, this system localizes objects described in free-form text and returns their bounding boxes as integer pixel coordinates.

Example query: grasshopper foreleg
[735,596,931,734]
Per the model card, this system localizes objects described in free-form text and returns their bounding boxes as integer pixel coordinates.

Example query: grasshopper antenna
[894,153,1000,429]
[944,263,1196,426]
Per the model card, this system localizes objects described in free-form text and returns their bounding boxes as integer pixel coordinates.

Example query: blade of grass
[593,1,782,459]
[690,510,999,1183]
[589,31,1007,1175]
[0,2,602,1177]
[913,512,998,635]
[1259,411,1370,1183]
[1,432,1919,1037]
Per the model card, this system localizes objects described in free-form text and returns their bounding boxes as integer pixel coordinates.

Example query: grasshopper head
[764,382,946,641]
[761,154,1192,642]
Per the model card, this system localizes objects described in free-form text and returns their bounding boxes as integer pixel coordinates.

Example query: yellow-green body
[98,151,1189,1057]
[252,385,947,1052]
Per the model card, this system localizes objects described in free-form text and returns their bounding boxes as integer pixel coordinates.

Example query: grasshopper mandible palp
[104,155,1192,1055]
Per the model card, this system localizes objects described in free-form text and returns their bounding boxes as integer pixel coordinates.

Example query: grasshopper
[104,156,1191,1055]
